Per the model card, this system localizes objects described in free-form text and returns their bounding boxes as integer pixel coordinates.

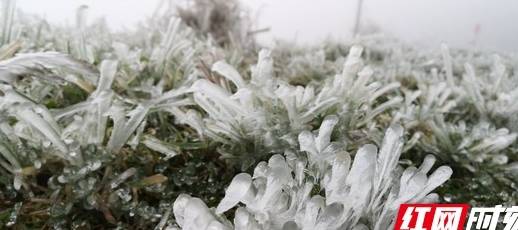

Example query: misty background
[16,0,518,53]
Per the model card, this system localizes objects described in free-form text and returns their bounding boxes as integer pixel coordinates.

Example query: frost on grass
[172,121,452,230]
[1,0,518,228]
[183,46,400,169]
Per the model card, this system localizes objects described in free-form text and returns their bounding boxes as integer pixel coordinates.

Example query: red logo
[394,204,470,230]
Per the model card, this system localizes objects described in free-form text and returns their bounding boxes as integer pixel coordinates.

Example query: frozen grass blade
[0,0,16,46]
[0,52,98,91]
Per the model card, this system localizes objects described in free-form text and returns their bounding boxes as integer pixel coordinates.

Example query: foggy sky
[16,0,518,53]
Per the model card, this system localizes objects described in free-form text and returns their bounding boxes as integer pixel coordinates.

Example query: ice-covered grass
[0,0,517,229]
